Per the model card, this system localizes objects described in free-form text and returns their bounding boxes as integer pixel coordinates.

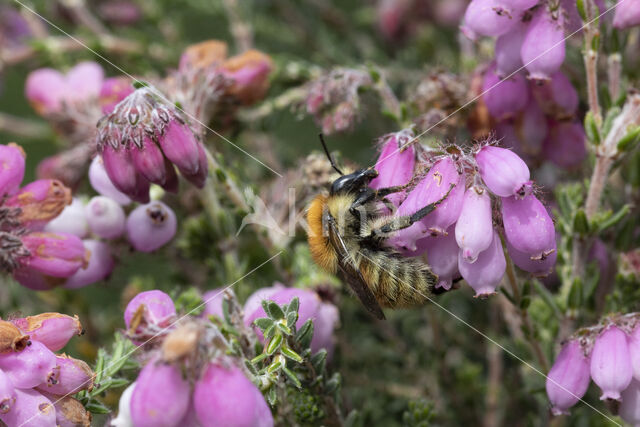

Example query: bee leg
[370,183,455,236]
[374,183,410,199]
[350,184,409,215]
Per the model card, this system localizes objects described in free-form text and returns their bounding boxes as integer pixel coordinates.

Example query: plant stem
[0,112,49,139]
[582,0,602,124]
[608,53,622,103]
[222,0,254,52]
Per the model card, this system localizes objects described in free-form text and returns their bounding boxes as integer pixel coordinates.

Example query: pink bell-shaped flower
[613,0,640,29]
[11,312,83,352]
[620,379,640,426]
[64,239,114,289]
[531,71,579,120]
[455,185,493,263]
[501,194,555,260]
[0,388,56,427]
[85,196,126,239]
[0,340,56,389]
[545,339,591,415]
[0,143,26,197]
[369,130,416,209]
[482,64,529,120]
[590,324,633,401]
[475,145,532,198]
[520,6,566,82]
[542,120,587,169]
[458,229,506,297]
[126,201,177,252]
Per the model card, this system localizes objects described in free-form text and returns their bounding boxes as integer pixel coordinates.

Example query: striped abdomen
[352,248,437,308]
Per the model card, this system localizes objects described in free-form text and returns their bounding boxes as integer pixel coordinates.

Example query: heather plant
[0,0,639,426]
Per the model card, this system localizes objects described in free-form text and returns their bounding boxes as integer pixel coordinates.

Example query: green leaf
[262,300,285,320]
[281,345,304,363]
[295,319,314,349]
[266,333,283,355]
[253,317,274,333]
[282,367,302,388]
[617,126,640,152]
[287,297,299,315]
[532,280,562,319]
[568,278,583,310]
[276,322,292,335]
[584,111,601,145]
[602,107,621,137]
[576,0,587,21]
[251,353,268,364]
[286,311,298,329]
[311,349,327,374]
[85,400,111,414]
[244,359,258,375]
[520,296,531,310]
[584,261,601,305]
[573,209,590,235]
[597,204,631,232]
[266,385,277,406]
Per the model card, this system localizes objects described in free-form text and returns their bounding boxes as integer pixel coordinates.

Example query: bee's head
[330,168,378,195]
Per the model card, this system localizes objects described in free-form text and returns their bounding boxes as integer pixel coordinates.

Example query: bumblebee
[307,136,451,320]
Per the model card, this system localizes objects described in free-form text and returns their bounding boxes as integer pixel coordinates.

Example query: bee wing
[328,220,385,320]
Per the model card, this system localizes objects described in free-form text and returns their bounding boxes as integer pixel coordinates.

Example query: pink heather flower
[475,145,532,198]
[0,340,56,389]
[0,388,56,427]
[0,370,16,414]
[63,61,104,104]
[64,239,114,289]
[24,69,66,115]
[590,325,633,401]
[11,313,83,352]
[88,156,132,205]
[85,196,126,239]
[6,179,72,231]
[514,99,548,156]
[44,198,89,238]
[420,227,460,290]
[506,239,557,276]
[458,229,505,297]
[520,7,566,82]
[376,0,410,40]
[494,24,527,77]
[221,50,274,105]
[542,120,587,169]
[193,362,274,427]
[124,290,176,332]
[390,157,465,251]
[0,143,26,197]
[126,201,177,252]
[17,232,89,279]
[613,0,640,29]
[130,359,190,427]
[36,354,94,395]
[41,392,91,427]
[501,194,555,259]
[545,339,591,415]
[620,379,640,426]
[455,186,493,263]
[99,76,134,115]
[96,87,208,200]
[531,71,579,120]
[500,0,538,10]
[628,326,640,381]
[369,130,416,208]
[201,288,225,319]
[483,64,529,121]
[461,0,521,39]
[244,286,339,354]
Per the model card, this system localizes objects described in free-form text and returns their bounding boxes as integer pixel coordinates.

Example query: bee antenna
[318,133,344,175]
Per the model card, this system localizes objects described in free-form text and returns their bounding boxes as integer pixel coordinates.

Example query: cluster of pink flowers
[373,130,556,296]
[0,313,93,426]
[113,286,338,426]
[546,314,640,424]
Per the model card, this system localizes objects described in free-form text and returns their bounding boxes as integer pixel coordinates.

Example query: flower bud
[494,24,527,77]
[100,76,134,115]
[17,232,89,279]
[124,290,176,332]
[180,142,208,189]
[613,0,640,29]
[156,120,201,176]
[64,61,104,104]
[88,156,132,205]
[0,340,56,389]
[0,389,56,427]
[6,179,71,230]
[461,0,521,39]
[126,202,177,252]
[111,382,135,427]
[0,143,26,197]
[36,354,94,395]
[64,239,114,289]
[531,71,578,120]
[101,145,150,204]
[193,363,273,427]
[130,359,190,427]
[25,68,66,115]
[458,229,505,297]
[501,194,555,259]
[590,325,633,401]
[475,145,532,198]
[506,239,557,276]
[521,7,566,82]
[179,40,228,72]
[620,379,640,426]
[369,130,416,208]
[221,50,273,105]
[11,313,83,352]
[0,370,16,414]
[85,196,126,239]
[426,231,462,292]
[455,186,493,263]
[44,198,89,238]
[41,393,92,427]
[542,120,586,169]
[130,137,172,189]
[483,64,529,120]
[628,326,640,381]
[390,157,465,251]
[0,320,30,354]
[545,339,590,415]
